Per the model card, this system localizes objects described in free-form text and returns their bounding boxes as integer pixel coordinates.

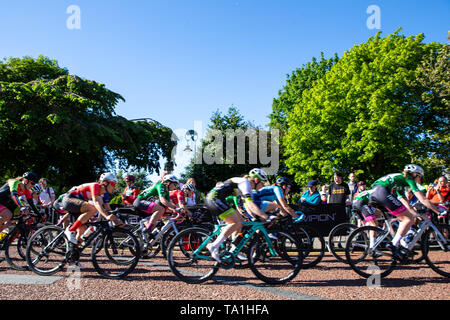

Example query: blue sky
[1,0,449,179]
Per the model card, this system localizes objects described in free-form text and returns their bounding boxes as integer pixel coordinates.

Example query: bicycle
[344,207,450,278]
[1,209,46,271]
[166,216,303,285]
[26,216,141,279]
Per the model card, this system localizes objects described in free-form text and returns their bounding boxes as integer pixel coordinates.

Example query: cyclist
[204,168,271,262]
[62,172,122,244]
[122,174,140,206]
[369,164,441,260]
[0,172,42,233]
[168,183,196,219]
[252,177,302,220]
[133,174,180,235]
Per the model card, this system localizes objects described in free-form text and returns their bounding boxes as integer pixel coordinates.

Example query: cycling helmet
[23,172,39,183]
[403,164,424,177]
[31,184,43,194]
[276,177,291,186]
[182,183,195,192]
[162,174,179,184]
[99,172,118,183]
[249,168,268,181]
[126,175,136,181]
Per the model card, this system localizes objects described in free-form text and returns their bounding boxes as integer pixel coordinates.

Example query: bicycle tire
[25,225,69,276]
[422,224,450,278]
[4,228,29,271]
[248,231,302,284]
[296,225,325,268]
[327,223,358,263]
[345,226,396,279]
[167,227,219,284]
[91,227,141,279]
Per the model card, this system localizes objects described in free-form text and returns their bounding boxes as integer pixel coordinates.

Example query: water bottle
[81,226,95,240]
[403,228,416,244]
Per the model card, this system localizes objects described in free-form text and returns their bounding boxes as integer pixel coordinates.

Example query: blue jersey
[252,186,284,203]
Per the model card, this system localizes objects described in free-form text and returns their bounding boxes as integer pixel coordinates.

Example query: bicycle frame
[191,220,277,261]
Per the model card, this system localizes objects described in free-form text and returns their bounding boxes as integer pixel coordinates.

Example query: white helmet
[162,174,179,184]
[403,164,424,177]
[249,168,268,181]
[32,184,43,194]
[182,183,195,192]
[99,172,118,183]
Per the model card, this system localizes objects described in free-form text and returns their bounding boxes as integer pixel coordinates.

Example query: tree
[283,30,445,185]
[182,106,275,193]
[0,55,176,193]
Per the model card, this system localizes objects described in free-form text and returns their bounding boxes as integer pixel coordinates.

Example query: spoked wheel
[91,227,140,279]
[422,224,450,278]
[248,231,302,285]
[26,226,70,276]
[328,223,358,263]
[4,229,29,271]
[345,226,396,279]
[295,226,325,268]
[167,227,218,284]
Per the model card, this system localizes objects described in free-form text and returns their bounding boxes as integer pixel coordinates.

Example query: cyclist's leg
[62,196,96,243]
[133,198,164,232]
[0,206,13,233]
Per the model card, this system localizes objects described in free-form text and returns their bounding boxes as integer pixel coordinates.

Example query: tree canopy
[0,55,176,192]
[282,30,447,185]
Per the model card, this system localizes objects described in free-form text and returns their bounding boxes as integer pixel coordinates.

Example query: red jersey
[69,183,102,202]
[122,185,140,205]
[169,190,185,206]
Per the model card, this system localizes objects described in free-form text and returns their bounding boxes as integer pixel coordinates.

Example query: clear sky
[1,0,449,179]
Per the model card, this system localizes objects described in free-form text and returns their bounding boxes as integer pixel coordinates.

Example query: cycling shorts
[132,197,157,214]
[252,200,270,213]
[352,199,377,222]
[369,184,407,217]
[61,193,90,216]
[205,197,235,220]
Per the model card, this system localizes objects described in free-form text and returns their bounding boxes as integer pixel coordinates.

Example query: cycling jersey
[352,189,377,222]
[138,183,169,200]
[225,195,241,209]
[122,185,139,205]
[169,190,185,206]
[0,180,39,216]
[372,173,420,198]
[206,178,253,220]
[252,186,284,203]
[69,183,102,202]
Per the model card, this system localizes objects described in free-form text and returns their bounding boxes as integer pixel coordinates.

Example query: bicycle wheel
[345,226,396,279]
[422,224,450,278]
[91,227,140,279]
[248,231,302,285]
[26,226,69,276]
[4,228,29,271]
[167,227,219,284]
[295,226,325,268]
[328,223,358,263]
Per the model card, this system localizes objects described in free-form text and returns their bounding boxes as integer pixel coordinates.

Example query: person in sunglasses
[62,172,123,244]
[0,172,42,233]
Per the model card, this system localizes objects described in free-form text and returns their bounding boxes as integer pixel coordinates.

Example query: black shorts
[352,199,377,222]
[61,194,88,217]
[369,185,407,217]
[205,197,235,220]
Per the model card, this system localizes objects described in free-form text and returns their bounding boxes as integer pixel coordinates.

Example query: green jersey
[353,189,373,204]
[138,183,169,200]
[372,173,419,198]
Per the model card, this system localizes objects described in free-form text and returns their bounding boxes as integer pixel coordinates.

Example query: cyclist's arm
[414,190,440,215]
[160,196,177,211]
[244,198,268,220]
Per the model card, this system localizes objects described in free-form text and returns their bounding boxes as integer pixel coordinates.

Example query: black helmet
[23,172,39,183]
[276,177,291,186]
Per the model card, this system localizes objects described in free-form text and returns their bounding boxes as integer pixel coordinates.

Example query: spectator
[39,178,55,221]
[347,172,359,201]
[353,181,367,198]
[426,176,450,203]
[320,185,328,203]
[122,175,140,206]
[328,172,351,206]
[299,180,321,206]
[185,177,197,205]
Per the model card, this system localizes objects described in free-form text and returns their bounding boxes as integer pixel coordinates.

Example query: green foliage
[0,55,176,193]
[182,106,273,193]
[283,30,447,186]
